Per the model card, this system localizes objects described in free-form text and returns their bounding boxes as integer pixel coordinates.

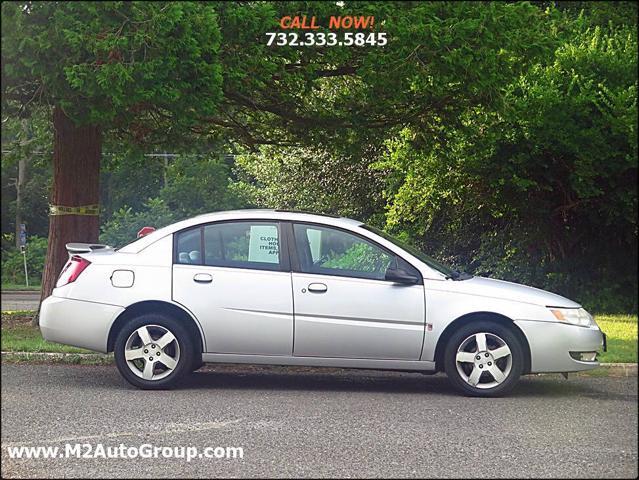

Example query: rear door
[172,220,294,355]
[290,222,425,360]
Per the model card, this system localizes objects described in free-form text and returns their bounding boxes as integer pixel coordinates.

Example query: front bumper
[515,319,605,373]
[39,295,124,353]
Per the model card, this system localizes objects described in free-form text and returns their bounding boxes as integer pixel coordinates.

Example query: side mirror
[385,267,419,285]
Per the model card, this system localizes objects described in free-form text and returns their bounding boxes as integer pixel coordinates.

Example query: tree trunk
[36,107,101,324]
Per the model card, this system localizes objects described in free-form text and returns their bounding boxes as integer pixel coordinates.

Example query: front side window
[293,223,393,280]
[175,221,282,271]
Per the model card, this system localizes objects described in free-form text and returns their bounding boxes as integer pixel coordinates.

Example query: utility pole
[143,153,178,187]
[19,223,28,287]
[15,119,31,248]
[163,152,168,187]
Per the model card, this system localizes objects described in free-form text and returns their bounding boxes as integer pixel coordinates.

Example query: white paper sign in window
[306,228,322,262]
[248,225,279,263]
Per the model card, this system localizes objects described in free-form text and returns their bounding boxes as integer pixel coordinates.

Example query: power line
[1,150,214,157]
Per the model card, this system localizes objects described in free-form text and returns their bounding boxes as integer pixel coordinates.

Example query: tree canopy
[1,1,637,312]
[2,2,223,132]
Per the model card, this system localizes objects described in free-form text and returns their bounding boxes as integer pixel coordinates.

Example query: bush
[100,198,177,248]
[1,235,47,285]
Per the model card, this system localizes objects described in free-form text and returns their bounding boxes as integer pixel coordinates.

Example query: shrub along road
[1,364,637,478]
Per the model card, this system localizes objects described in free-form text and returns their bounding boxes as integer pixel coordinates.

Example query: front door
[291,223,425,360]
[172,220,294,355]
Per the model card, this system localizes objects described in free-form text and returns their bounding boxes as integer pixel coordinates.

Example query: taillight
[56,255,91,287]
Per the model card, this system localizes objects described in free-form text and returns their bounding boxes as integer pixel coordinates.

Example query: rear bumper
[39,295,124,353]
[515,319,605,373]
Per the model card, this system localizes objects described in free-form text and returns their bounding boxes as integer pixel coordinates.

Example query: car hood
[453,276,581,308]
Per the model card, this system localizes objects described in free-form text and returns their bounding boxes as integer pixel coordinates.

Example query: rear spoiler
[65,243,113,254]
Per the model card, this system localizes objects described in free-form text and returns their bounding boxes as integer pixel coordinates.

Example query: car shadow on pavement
[180,369,455,395]
[50,364,620,398]
[167,367,611,398]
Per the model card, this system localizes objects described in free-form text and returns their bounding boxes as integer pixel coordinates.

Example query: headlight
[549,307,594,327]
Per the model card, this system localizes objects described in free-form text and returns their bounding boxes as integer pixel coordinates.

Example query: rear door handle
[307,282,328,293]
[193,273,213,284]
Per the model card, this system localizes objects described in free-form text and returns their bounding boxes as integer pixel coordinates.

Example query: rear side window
[175,221,282,271]
[175,228,201,265]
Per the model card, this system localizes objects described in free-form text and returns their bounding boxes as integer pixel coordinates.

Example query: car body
[39,209,605,396]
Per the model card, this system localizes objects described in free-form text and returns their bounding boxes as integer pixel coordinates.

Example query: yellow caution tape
[49,204,100,216]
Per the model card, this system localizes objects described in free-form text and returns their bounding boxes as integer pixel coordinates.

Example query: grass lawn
[1,312,637,363]
[595,314,638,363]
[1,312,90,354]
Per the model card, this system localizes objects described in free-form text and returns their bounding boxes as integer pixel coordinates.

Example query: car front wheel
[444,320,524,397]
[114,313,194,389]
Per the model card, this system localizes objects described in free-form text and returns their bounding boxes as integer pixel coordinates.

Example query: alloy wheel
[455,332,512,389]
[123,324,180,381]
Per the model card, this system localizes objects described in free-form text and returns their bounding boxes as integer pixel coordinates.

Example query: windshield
[361,225,458,277]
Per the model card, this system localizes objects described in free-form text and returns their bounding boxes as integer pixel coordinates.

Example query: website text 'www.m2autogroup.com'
[6,443,244,462]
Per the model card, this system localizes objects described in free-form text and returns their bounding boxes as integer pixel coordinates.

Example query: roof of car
[119,209,363,253]
[193,209,361,225]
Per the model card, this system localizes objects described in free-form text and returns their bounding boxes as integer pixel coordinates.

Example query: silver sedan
[39,209,606,396]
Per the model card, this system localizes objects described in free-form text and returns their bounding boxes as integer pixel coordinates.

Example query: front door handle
[307,282,328,293]
[193,273,213,284]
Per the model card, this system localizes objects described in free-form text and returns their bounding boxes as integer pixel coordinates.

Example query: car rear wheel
[191,361,204,372]
[114,313,194,389]
[444,320,524,397]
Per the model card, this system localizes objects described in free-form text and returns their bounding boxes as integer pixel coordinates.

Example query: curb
[596,362,638,377]
[1,290,41,295]
[1,351,637,376]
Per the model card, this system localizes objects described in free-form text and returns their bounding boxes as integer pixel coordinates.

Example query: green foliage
[321,242,391,274]
[99,152,243,247]
[377,15,638,312]
[234,146,387,221]
[1,236,48,285]
[100,147,165,220]
[1,110,53,239]
[100,198,176,248]
[233,3,637,312]
[159,154,242,216]
[2,2,223,132]
[0,1,636,313]
[101,151,242,220]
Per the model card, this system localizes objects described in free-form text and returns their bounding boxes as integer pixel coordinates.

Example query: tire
[443,320,524,397]
[191,360,204,373]
[114,313,195,390]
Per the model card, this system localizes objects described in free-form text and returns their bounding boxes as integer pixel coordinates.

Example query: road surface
[1,291,40,312]
[1,364,637,478]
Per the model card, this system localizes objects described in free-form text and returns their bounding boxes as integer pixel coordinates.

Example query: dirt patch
[1,313,35,329]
